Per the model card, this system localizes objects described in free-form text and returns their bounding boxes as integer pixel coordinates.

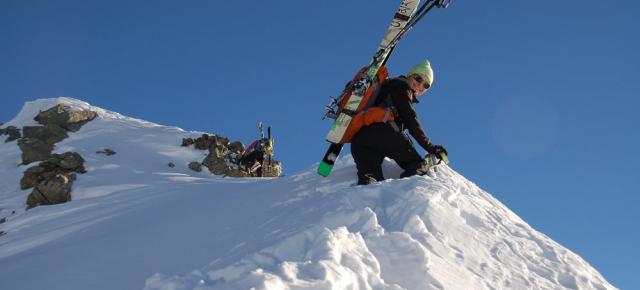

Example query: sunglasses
[414,75,431,90]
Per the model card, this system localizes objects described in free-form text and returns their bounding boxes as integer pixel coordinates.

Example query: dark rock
[194,134,212,150]
[26,173,74,209]
[188,161,203,172]
[0,231,5,237]
[181,138,195,147]
[168,162,176,168]
[20,166,46,189]
[65,122,86,132]
[20,152,86,190]
[191,134,231,151]
[22,124,68,145]
[16,121,70,165]
[211,145,229,159]
[0,126,21,142]
[228,141,245,154]
[57,152,86,172]
[0,217,6,224]
[18,138,54,165]
[96,148,116,156]
[38,152,86,173]
[34,104,97,132]
[202,154,229,175]
[15,105,94,166]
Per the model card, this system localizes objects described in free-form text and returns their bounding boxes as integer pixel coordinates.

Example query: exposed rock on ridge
[182,134,282,177]
[17,104,96,165]
[0,125,21,142]
[26,173,76,210]
[21,152,86,190]
[13,104,96,209]
[34,104,97,132]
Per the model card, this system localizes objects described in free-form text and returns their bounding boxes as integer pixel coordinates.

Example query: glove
[426,144,448,156]
[426,144,449,164]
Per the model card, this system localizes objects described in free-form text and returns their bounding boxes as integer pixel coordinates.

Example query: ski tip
[439,152,449,164]
[317,161,333,177]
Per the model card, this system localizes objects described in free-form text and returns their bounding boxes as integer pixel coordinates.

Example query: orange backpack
[337,66,395,143]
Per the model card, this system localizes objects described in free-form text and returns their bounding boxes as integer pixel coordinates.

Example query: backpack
[335,66,395,143]
[238,123,274,168]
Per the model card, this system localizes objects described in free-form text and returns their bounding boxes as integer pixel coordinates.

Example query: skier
[238,142,266,177]
[238,123,274,177]
[350,59,447,185]
[317,0,452,177]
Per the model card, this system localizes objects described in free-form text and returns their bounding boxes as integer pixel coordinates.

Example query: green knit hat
[408,59,434,86]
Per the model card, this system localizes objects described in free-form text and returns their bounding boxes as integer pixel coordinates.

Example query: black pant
[351,122,424,185]
[240,150,265,177]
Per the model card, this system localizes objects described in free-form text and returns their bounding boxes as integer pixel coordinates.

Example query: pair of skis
[258,122,273,165]
[318,0,452,177]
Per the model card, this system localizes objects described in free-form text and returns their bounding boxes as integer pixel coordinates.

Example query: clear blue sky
[1,0,638,288]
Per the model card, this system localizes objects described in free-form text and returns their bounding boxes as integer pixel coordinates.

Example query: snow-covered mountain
[0,98,616,290]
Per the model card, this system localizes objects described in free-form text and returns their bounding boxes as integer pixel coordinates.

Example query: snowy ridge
[0,98,616,290]
[0,97,205,214]
[4,97,166,129]
[144,164,614,290]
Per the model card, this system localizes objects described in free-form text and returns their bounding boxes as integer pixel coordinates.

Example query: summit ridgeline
[0,97,282,213]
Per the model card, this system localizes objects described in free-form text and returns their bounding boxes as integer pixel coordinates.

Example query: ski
[317,0,421,177]
[267,125,272,165]
[326,0,420,145]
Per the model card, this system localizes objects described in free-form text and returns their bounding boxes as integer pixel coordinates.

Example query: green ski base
[439,152,449,164]
[317,161,333,177]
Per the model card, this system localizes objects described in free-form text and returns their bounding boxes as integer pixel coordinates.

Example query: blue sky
[1,0,638,288]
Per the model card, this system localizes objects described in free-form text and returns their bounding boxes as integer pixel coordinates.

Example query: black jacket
[375,76,431,151]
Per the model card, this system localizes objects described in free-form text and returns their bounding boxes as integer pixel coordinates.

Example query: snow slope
[0,98,616,290]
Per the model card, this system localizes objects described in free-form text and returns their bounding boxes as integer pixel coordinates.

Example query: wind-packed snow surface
[0,98,616,290]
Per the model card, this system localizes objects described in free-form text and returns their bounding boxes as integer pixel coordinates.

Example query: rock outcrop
[15,104,96,209]
[18,125,68,164]
[202,152,231,175]
[182,134,282,177]
[26,174,75,209]
[21,152,86,190]
[22,152,86,209]
[228,141,244,154]
[0,125,21,142]
[16,104,97,165]
[22,124,68,144]
[17,138,55,165]
[188,162,203,172]
[34,104,97,132]
[96,148,116,156]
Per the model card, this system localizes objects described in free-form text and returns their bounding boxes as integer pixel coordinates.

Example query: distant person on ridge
[351,59,448,185]
[238,141,267,177]
[238,123,274,177]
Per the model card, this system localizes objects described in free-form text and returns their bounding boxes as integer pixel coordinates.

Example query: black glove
[426,144,448,156]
